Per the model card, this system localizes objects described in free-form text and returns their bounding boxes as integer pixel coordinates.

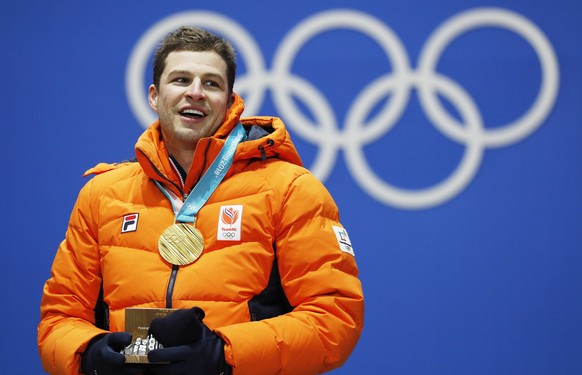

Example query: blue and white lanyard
[155,123,247,222]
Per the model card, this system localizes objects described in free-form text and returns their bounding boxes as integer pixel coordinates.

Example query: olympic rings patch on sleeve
[332,226,355,256]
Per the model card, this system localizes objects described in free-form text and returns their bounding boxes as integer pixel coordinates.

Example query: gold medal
[158,223,204,265]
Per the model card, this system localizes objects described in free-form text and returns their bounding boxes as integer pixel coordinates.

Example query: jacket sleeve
[215,172,365,375]
[38,179,107,375]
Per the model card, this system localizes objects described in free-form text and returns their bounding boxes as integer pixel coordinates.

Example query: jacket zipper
[137,149,184,196]
[138,142,213,308]
[137,149,185,308]
[166,266,179,308]
[163,145,210,307]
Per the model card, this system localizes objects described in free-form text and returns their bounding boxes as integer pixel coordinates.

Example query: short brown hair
[152,26,236,94]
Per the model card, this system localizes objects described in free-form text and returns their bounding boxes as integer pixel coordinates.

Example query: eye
[203,80,220,88]
[174,77,189,84]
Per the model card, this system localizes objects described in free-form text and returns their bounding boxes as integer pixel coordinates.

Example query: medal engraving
[158,223,204,265]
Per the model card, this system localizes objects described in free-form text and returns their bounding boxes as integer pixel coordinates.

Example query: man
[38,26,364,375]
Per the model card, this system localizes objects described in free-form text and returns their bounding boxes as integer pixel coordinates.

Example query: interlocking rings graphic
[126,8,559,210]
[221,232,237,240]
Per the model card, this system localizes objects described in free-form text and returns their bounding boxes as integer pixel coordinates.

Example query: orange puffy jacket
[38,95,364,375]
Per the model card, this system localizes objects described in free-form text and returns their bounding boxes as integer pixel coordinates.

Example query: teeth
[181,109,204,117]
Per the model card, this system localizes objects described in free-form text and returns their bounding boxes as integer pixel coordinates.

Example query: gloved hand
[148,306,205,346]
[147,308,232,375]
[81,332,146,375]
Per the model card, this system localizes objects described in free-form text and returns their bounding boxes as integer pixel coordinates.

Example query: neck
[168,147,194,173]
[169,155,188,182]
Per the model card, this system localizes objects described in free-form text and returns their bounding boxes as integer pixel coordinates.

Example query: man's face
[148,50,232,152]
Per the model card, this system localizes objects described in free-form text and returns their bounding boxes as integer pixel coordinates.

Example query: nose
[185,79,205,100]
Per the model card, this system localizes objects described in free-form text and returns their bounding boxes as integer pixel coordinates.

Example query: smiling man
[38,26,364,375]
[150,50,232,172]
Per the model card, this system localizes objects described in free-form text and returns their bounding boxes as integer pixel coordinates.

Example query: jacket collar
[134,93,303,196]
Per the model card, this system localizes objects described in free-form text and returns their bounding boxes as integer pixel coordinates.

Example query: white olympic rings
[126,8,559,210]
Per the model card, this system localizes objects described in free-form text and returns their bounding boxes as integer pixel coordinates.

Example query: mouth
[179,108,206,119]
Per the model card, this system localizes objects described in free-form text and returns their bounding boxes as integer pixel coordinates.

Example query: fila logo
[121,213,139,233]
[217,205,243,241]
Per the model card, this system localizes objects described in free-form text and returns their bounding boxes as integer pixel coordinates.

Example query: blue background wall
[2,1,581,373]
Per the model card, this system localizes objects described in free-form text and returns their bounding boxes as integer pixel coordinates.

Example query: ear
[148,84,159,112]
[227,93,235,108]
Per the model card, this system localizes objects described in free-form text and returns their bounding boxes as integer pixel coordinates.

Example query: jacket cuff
[215,321,280,375]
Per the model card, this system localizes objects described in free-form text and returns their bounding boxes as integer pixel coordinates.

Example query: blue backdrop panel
[1,1,580,374]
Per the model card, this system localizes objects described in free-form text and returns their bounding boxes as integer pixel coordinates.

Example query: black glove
[147,308,232,375]
[148,306,205,347]
[81,332,146,375]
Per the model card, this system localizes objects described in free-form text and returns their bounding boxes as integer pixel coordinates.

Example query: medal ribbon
[155,122,247,222]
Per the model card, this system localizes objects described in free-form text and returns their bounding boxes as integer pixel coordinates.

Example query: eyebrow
[167,70,225,81]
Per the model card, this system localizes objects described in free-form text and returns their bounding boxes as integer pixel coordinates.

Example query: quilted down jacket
[38,94,364,375]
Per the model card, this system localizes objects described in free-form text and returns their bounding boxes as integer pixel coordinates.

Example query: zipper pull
[258,139,275,160]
